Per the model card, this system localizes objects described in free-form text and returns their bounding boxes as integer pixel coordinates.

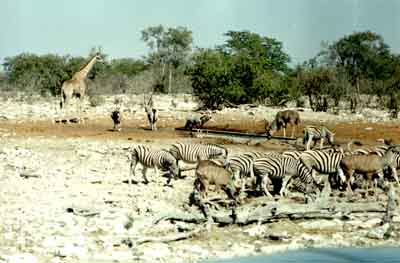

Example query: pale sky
[1,0,399,66]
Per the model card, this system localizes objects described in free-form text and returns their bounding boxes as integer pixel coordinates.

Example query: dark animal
[184,112,212,135]
[265,110,300,138]
[110,109,122,131]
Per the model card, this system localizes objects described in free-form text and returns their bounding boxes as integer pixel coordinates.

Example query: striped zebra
[303,126,335,150]
[252,155,318,198]
[129,145,180,185]
[225,151,282,190]
[169,143,228,165]
[352,145,388,156]
[282,150,302,159]
[299,150,346,190]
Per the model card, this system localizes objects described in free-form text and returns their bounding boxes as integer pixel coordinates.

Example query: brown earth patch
[1,117,399,147]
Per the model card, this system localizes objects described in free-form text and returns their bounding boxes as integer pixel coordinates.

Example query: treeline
[1,26,400,115]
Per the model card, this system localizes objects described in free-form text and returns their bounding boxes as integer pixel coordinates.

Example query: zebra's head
[165,156,181,179]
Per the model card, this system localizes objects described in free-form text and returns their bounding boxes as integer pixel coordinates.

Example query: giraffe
[60,53,102,110]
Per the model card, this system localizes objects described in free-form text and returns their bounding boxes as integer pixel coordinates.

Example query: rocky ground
[0,94,399,263]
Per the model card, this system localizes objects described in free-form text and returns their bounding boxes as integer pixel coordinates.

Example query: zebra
[169,143,228,167]
[282,150,302,159]
[225,151,282,191]
[252,155,318,198]
[303,126,335,150]
[352,145,388,156]
[299,150,346,191]
[129,145,180,185]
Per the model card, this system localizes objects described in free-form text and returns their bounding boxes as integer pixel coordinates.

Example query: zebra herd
[127,124,400,205]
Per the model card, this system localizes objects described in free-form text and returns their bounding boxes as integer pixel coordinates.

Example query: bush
[89,95,106,107]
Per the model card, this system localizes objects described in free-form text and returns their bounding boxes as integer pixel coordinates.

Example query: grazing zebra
[225,151,282,190]
[169,143,228,166]
[252,156,318,198]
[289,176,320,201]
[299,150,346,190]
[129,145,180,185]
[303,126,335,150]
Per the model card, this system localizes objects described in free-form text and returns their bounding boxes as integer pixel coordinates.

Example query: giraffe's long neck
[73,56,98,80]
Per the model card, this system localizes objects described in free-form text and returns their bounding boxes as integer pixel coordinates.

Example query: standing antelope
[144,94,158,131]
[265,110,300,138]
[340,146,400,196]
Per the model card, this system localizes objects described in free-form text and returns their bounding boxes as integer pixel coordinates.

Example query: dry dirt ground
[0,101,400,263]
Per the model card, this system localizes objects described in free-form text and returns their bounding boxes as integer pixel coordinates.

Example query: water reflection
[204,247,400,263]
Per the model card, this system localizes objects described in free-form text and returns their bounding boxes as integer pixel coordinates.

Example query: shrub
[89,95,105,107]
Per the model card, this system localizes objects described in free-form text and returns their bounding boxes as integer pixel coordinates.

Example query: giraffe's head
[94,53,103,62]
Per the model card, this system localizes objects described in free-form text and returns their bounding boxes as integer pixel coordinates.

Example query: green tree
[221,30,291,73]
[3,53,68,95]
[187,49,235,108]
[186,31,291,108]
[297,66,342,112]
[324,31,393,111]
[141,25,193,93]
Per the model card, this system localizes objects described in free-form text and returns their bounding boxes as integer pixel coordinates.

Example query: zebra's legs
[280,175,293,196]
[142,167,149,184]
[306,135,313,150]
[390,166,400,186]
[337,167,346,184]
[291,125,295,138]
[320,175,331,198]
[154,167,159,178]
[260,174,273,197]
[129,157,138,187]
[283,127,286,138]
